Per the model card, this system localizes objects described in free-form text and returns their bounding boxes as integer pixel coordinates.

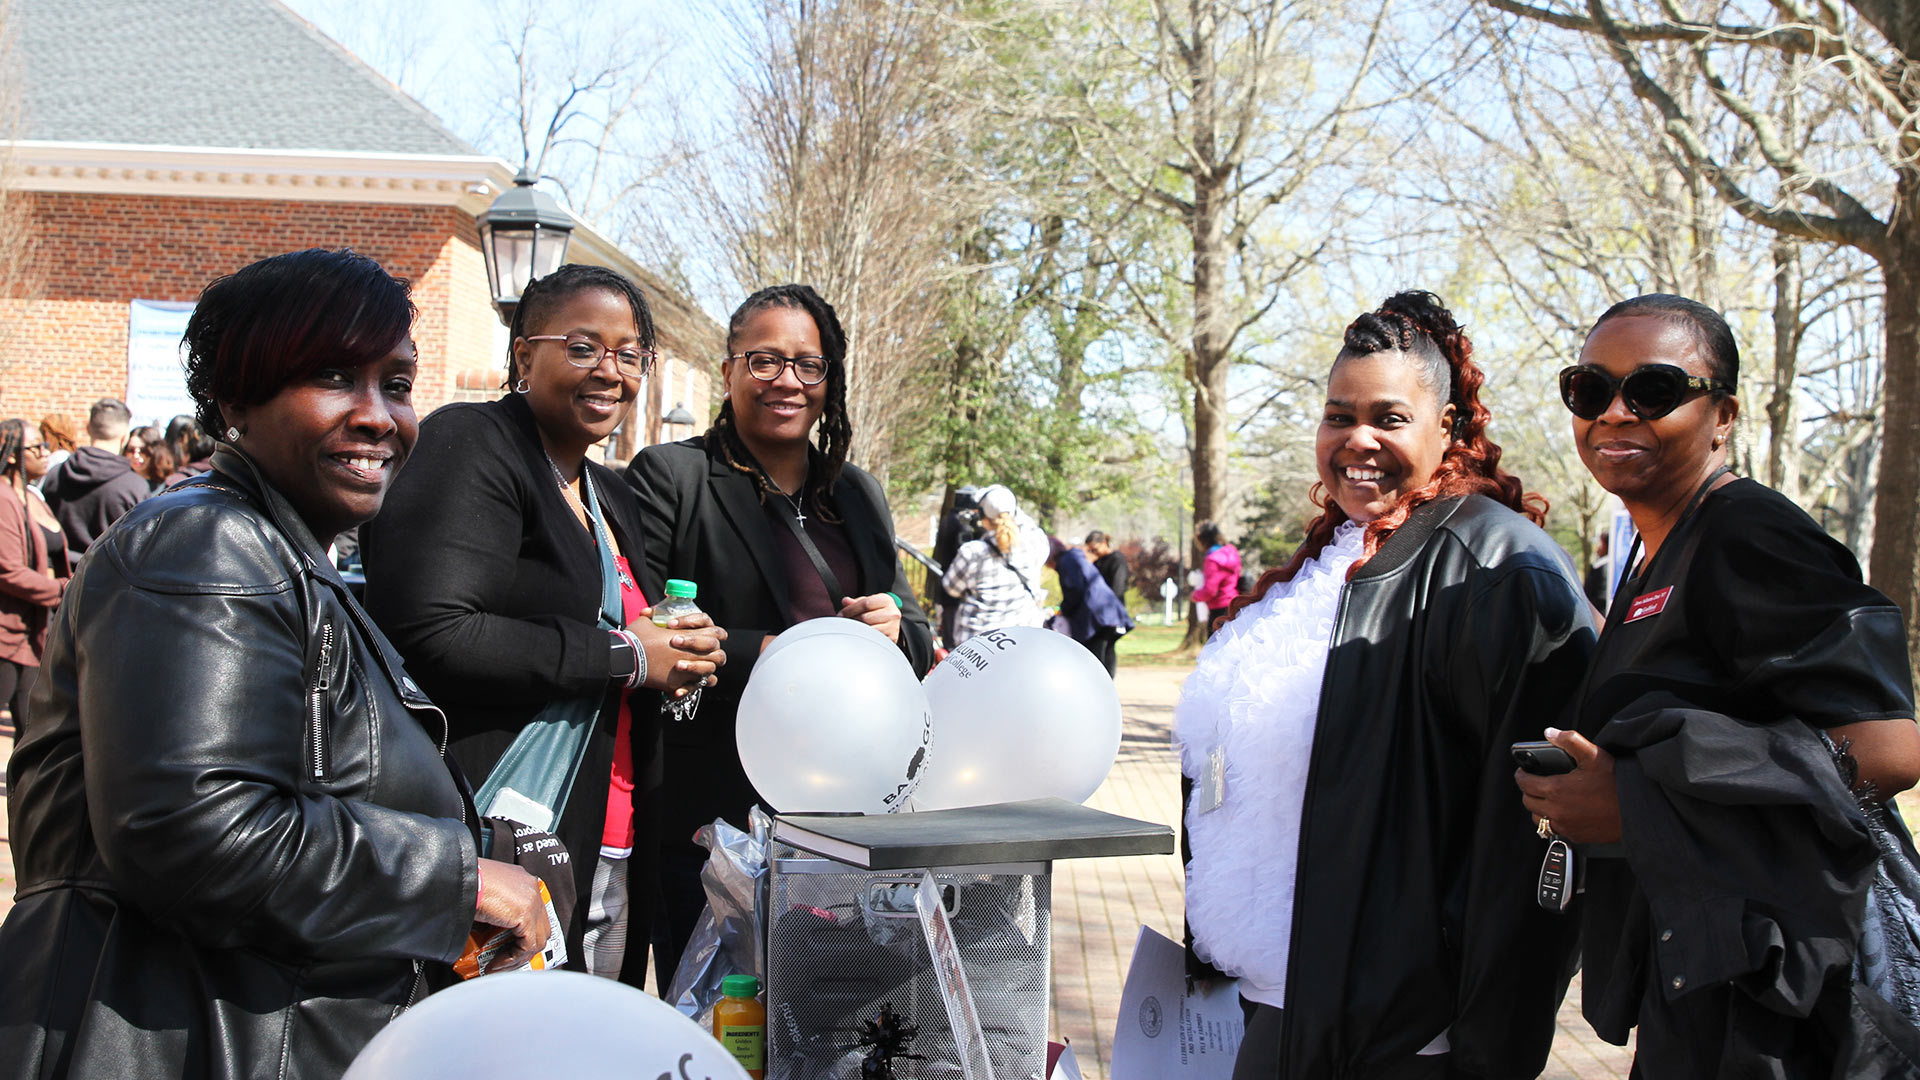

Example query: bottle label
[721,1025,765,1069]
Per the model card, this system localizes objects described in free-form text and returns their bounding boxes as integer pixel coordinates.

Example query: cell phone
[1512,740,1576,775]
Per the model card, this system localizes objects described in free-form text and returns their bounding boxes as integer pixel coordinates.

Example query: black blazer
[626,435,934,853]
[361,393,652,971]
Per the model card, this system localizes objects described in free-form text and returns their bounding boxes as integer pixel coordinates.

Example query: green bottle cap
[720,973,761,998]
[665,579,698,599]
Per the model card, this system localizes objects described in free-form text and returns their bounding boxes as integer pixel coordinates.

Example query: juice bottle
[713,973,766,1079]
[653,579,704,722]
[652,578,702,626]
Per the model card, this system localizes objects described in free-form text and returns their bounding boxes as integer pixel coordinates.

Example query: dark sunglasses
[1558,364,1732,421]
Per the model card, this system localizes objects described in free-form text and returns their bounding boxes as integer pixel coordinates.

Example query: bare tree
[484,0,674,225]
[1482,0,1920,667]
[1058,0,1390,642]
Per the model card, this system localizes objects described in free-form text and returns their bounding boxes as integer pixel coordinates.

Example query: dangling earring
[225,426,241,442]
[514,377,530,394]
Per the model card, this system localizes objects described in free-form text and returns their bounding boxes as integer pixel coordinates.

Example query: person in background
[1517,294,1920,1075]
[120,425,174,493]
[1086,530,1131,607]
[942,483,1049,646]
[41,398,149,563]
[163,415,217,486]
[1189,520,1240,631]
[628,283,934,982]
[364,264,723,986]
[0,248,546,1080]
[1581,531,1611,614]
[1050,535,1133,676]
[36,415,75,484]
[1179,291,1593,1079]
[0,419,66,740]
[929,485,983,648]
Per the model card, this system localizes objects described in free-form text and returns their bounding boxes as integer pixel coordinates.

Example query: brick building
[0,0,717,461]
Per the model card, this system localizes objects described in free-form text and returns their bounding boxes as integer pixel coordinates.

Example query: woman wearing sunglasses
[362,264,726,985]
[627,283,934,980]
[1518,294,1920,1075]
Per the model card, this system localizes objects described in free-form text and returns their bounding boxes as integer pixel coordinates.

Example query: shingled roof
[15,0,476,156]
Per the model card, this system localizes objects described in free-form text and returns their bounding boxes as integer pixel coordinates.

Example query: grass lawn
[1116,621,1199,668]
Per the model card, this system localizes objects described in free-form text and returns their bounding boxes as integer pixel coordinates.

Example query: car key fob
[1537,839,1575,913]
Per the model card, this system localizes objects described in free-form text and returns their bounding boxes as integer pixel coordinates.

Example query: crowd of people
[0,248,1914,1080]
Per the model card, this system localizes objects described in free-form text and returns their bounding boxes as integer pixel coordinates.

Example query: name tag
[1624,586,1673,623]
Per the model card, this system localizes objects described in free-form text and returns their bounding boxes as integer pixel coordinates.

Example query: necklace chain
[767,472,807,527]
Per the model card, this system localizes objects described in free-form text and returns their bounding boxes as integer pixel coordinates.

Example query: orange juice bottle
[713,974,766,1079]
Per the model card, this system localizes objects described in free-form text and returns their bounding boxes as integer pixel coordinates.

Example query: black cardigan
[626,435,934,856]
[360,393,650,972]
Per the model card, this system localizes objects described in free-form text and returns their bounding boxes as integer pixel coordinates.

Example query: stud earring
[225,426,241,442]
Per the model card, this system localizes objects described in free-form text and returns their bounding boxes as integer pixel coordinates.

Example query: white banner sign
[126,300,196,427]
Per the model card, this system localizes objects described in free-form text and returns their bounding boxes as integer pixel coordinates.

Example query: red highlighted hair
[1224,291,1545,625]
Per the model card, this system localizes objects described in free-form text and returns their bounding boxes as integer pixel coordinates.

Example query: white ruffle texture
[1175,520,1364,1001]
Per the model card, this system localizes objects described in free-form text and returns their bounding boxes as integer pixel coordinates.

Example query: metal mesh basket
[764,846,1052,1080]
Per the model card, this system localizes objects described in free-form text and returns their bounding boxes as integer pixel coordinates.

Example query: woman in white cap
[940,483,1050,647]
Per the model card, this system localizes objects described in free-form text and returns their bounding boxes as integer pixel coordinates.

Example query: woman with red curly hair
[1176,291,1596,1080]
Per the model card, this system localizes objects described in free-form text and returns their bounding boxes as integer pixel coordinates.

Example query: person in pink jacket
[1191,521,1241,620]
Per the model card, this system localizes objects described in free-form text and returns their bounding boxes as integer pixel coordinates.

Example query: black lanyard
[1616,465,1732,601]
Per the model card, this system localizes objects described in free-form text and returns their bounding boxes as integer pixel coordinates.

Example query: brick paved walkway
[1049,666,1634,1079]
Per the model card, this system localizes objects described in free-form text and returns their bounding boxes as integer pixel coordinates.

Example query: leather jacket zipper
[307,619,334,783]
[393,959,425,1018]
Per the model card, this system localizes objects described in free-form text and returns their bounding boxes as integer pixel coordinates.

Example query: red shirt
[602,557,645,850]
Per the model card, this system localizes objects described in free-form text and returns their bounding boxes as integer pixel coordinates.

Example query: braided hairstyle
[1225,290,1546,624]
[0,418,24,484]
[704,284,852,522]
[504,263,658,388]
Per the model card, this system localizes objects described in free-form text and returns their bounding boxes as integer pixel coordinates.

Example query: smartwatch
[608,632,638,685]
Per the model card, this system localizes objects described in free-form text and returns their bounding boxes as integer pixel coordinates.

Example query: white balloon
[759,615,902,668]
[345,971,750,1080]
[737,633,935,813]
[913,625,1122,810]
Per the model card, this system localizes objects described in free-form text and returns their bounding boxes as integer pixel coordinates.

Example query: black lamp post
[476,169,575,326]
[663,402,697,429]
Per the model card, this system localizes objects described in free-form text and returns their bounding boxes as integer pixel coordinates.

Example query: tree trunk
[1185,175,1231,647]
[1868,176,1920,676]
[1765,239,1800,499]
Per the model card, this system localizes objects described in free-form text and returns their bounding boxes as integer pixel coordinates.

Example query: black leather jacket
[1185,495,1596,1079]
[0,449,479,1080]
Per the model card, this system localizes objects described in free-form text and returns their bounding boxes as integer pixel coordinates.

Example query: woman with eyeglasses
[1517,294,1920,1075]
[627,283,934,980]
[0,420,67,739]
[362,264,726,986]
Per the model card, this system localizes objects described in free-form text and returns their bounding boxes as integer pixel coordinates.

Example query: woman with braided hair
[627,283,934,976]
[1175,291,1595,1079]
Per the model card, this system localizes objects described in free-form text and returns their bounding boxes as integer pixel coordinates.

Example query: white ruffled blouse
[1175,519,1364,1008]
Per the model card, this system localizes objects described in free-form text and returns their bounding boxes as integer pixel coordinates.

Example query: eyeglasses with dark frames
[524,335,657,379]
[1558,363,1732,422]
[730,351,830,386]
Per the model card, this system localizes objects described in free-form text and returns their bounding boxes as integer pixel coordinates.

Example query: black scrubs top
[1573,477,1914,1059]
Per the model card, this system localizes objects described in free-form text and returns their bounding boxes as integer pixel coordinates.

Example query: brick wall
[0,191,499,428]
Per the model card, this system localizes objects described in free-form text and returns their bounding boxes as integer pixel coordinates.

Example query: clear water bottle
[654,579,704,722]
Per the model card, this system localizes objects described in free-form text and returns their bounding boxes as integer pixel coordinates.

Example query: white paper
[1110,926,1243,1080]
[916,870,997,1080]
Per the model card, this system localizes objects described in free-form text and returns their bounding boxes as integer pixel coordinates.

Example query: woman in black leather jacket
[1177,292,1595,1079]
[0,249,549,1080]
